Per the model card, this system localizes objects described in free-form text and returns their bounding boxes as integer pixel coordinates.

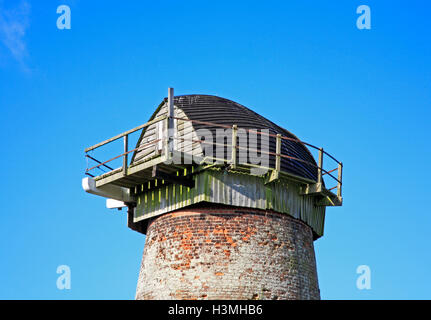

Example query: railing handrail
[172,116,341,164]
[172,135,342,185]
[84,115,167,153]
[84,118,342,196]
[85,139,161,173]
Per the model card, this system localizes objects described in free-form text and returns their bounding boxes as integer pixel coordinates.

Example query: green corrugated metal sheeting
[135,168,325,237]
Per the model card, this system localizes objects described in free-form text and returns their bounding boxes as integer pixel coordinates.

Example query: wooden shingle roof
[142,94,318,182]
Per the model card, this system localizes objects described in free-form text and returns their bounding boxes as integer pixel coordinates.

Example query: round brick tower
[135,206,320,300]
[82,88,343,300]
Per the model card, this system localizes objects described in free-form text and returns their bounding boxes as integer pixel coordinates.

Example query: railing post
[167,87,174,154]
[231,125,238,168]
[123,134,128,176]
[275,134,281,175]
[317,148,323,184]
[164,117,169,157]
[337,162,343,197]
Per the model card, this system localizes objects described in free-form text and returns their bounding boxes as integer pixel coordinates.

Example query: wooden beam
[337,162,343,197]
[316,195,343,207]
[167,87,174,153]
[275,134,281,177]
[300,182,343,206]
[317,148,323,184]
[300,182,338,199]
[123,134,128,176]
[300,182,324,196]
[152,165,195,188]
[231,124,238,168]
[264,169,279,184]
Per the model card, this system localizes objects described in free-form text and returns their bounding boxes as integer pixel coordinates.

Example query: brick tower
[82,88,343,300]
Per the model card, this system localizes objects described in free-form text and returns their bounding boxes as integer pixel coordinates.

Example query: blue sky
[0,0,430,299]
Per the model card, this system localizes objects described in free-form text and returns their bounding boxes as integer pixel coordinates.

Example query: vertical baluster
[123,134,128,176]
[337,162,343,197]
[317,148,323,184]
[275,134,281,176]
[231,125,238,168]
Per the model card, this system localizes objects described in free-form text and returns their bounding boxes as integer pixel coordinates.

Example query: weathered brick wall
[135,206,320,300]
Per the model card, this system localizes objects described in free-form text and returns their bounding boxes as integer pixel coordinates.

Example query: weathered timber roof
[137,94,318,182]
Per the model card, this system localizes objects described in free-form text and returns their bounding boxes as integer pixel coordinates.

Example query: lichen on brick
[135,207,320,300]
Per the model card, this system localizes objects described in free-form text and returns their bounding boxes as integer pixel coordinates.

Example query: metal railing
[84,115,166,176]
[171,116,343,197]
[84,115,342,198]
